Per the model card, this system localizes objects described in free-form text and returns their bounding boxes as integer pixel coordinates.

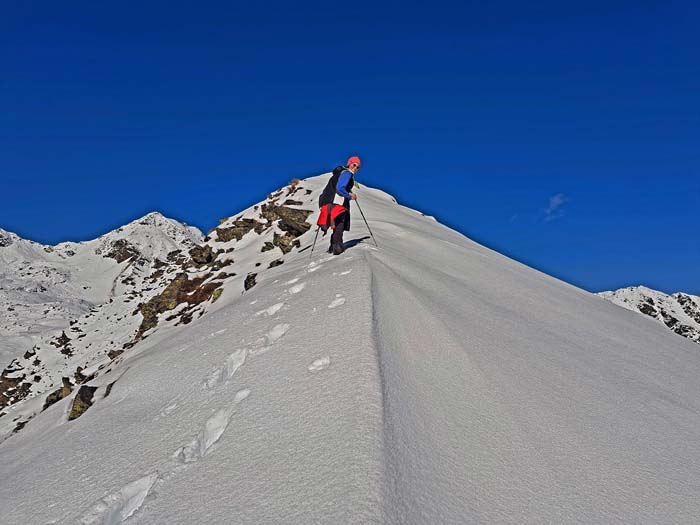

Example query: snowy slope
[599,285,700,345]
[0,213,204,430]
[2,176,700,523]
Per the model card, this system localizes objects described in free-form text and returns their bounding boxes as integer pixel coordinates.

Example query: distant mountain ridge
[599,285,700,345]
[0,211,207,425]
[0,181,315,440]
[0,212,202,365]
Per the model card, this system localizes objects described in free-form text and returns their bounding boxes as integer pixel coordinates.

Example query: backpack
[318,165,347,208]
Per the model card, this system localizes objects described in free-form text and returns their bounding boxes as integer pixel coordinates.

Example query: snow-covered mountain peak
[90,211,203,264]
[0,211,209,393]
[2,174,700,523]
[122,210,199,236]
[599,285,700,344]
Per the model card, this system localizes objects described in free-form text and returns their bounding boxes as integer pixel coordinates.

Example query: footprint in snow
[80,472,159,524]
[265,323,290,345]
[249,324,290,356]
[161,403,178,416]
[308,356,331,372]
[174,389,250,464]
[328,295,345,309]
[288,283,305,294]
[202,349,247,390]
[255,302,284,317]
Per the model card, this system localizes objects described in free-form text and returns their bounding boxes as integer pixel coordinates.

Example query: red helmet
[347,155,361,168]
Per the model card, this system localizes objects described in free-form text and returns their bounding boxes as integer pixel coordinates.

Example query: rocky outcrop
[189,245,215,266]
[43,378,73,411]
[259,203,312,237]
[244,273,257,291]
[68,385,98,420]
[99,239,140,263]
[49,331,73,356]
[215,219,267,242]
[135,273,222,339]
[272,232,300,254]
[0,366,31,409]
[676,293,700,324]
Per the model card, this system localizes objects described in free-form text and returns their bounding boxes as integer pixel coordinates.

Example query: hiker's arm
[336,170,352,199]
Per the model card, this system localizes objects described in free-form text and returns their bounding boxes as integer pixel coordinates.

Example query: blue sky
[1,1,698,293]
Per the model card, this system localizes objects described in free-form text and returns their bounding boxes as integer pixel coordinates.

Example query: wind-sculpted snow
[1,175,700,523]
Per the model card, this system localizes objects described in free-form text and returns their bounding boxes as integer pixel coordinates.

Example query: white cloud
[544,193,568,222]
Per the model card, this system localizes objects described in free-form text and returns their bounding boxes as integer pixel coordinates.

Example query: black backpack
[318,165,348,208]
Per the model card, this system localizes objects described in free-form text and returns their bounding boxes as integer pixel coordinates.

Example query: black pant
[330,214,345,248]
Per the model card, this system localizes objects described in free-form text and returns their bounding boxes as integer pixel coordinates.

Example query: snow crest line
[366,255,405,522]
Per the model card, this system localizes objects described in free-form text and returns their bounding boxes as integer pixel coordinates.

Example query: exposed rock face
[99,238,139,263]
[135,273,222,339]
[108,349,124,360]
[676,293,700,325]
[280,232,304,254]
[0,366,31,409]
[215,219,266,242]
[49,331,73,356]
[43,378,73,411]
[599,286,700,345]
[189,245,214,266]
[259,203,312,237]
[244,273,257,291]
[68,385,98,420]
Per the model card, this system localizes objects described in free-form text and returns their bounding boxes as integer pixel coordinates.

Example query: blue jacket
[336,169,353,200]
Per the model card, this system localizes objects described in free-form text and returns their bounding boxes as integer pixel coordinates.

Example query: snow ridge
[1,175,700,523]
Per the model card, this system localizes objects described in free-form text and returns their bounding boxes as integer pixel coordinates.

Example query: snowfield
[1,175,700,523]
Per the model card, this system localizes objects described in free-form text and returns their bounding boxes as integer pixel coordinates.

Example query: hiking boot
[332,243,344,255]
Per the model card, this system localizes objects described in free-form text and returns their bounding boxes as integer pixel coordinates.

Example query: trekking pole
[355,199,378,247]
[309,226,320,257]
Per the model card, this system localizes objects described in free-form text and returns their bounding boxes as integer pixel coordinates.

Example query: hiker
[317,156,361,255]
